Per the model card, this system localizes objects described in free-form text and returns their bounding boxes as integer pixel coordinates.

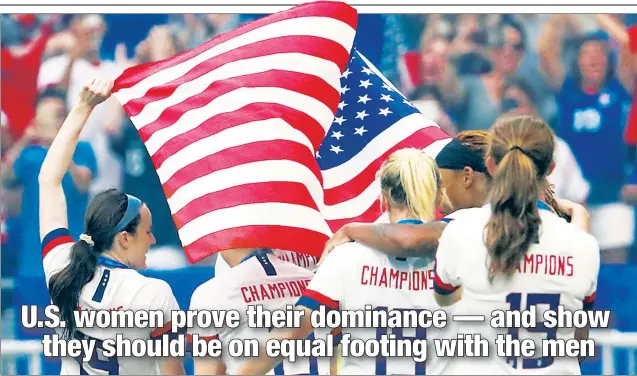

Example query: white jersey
[298,240,453,375]
[42,228,180,375]
[189,251,330,375]
[214,249,319,276]
[434,204,600,375]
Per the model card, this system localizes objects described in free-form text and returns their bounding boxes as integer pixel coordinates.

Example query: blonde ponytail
[379,148,441,223]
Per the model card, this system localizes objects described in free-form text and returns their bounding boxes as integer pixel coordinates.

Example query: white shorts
[589,202,635,250]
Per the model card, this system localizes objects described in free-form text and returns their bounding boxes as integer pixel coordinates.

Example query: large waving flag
[112,1,357,263]
[319,49,451,231]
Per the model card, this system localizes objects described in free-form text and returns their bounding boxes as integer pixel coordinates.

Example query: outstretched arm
[321,221,447,264]
[38,78,113,241]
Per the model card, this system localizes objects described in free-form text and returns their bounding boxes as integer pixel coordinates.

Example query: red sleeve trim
[583,292,596,311]
[186,333,219,343]
[300,289,339,310]
[42,228,74,258]
[433,259,459,295]
[150,320,174,338]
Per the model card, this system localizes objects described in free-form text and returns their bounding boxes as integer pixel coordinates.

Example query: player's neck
[101,251,129,267]
[388,210,418,224]
[220,248,256,268]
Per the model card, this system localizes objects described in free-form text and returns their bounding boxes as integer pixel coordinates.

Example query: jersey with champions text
[214,249,319,276]
[42,228,181,375]
[189,251,331,375]
[434,204,600,375]
[297,232,454,375]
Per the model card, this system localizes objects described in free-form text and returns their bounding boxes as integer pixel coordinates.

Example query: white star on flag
[333,116,346,125]
[330,145,343,154]
[358,94,371,104]
[337,101,347,110]
[354,126,367,136]
[359,79,372,89]
[331,130,344,140]
[355,110,369,120]
[379,107,392,116]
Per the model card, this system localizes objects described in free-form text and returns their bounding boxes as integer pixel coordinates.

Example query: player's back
[189,251,329,375]
[42,231,179,375]
[305,241,453,375]
[436,205,600,375]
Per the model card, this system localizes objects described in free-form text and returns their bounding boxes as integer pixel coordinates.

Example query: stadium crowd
[1,11,637,375]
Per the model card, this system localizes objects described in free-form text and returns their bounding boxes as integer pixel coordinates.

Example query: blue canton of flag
[317,48,450,230]
[317,49,420,169]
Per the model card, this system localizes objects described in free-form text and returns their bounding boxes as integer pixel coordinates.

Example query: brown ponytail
[49,189,141,339]
[485,116,555,282]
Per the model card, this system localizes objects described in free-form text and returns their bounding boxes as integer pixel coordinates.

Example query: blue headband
[115,194,142,232]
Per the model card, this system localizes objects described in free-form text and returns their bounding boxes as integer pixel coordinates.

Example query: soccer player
[236,148,453,375]
[188,247,331,375]
[433,115,599,374]
[40,78,185,375]
[319,129,587,262]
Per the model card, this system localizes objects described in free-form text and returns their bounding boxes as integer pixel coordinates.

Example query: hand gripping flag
[112,1,358,262]
[318,49,451,230]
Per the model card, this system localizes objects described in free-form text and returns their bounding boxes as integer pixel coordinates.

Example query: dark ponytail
[48,189,141,339]
[485,116,555,282]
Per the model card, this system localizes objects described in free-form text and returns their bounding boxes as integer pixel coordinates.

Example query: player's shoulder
[42,227,74,259]
[136,276,174,297]
[331,241,368,260]
[442,206,490,231]
[271,256,315,278]
[190,276,229,310]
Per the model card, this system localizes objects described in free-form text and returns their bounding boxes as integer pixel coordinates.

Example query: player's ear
[115,231,131,250]
[462,166,474,189]
[379,192,389,213]
[485,156,498,177]
[547,160,556,176]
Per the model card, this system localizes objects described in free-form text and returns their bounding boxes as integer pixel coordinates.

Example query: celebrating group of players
[39,77,599,375]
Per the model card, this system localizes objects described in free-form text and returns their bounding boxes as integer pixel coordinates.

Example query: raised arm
[595,15,636,93]
[320,221,447,264]
[38,78,113,240]
[538,15,570,91]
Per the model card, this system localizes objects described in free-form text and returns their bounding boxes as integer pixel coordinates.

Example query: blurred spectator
[500,78,590,204]
[539,15,635,262]
[108,24,186,266]
[37,14,124,199]
[109,117,181,249]
[170,14,240,50]
[0,88,97,277]
[422,15,552,132]
[409,84,457,135]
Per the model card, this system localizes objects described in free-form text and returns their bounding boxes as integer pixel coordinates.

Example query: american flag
[112,1,357,263]
[319,49,451,231]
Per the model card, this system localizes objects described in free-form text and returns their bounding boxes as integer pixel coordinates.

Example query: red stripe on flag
[324,126,450,205]
[113,1,357,91]
[184,226,329,263]
[161,140,323,199]
[173,181,321,229]
[151,104,326,168]
[133,70,339,139]
[124,36,350,117]
[326,202,383,232]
